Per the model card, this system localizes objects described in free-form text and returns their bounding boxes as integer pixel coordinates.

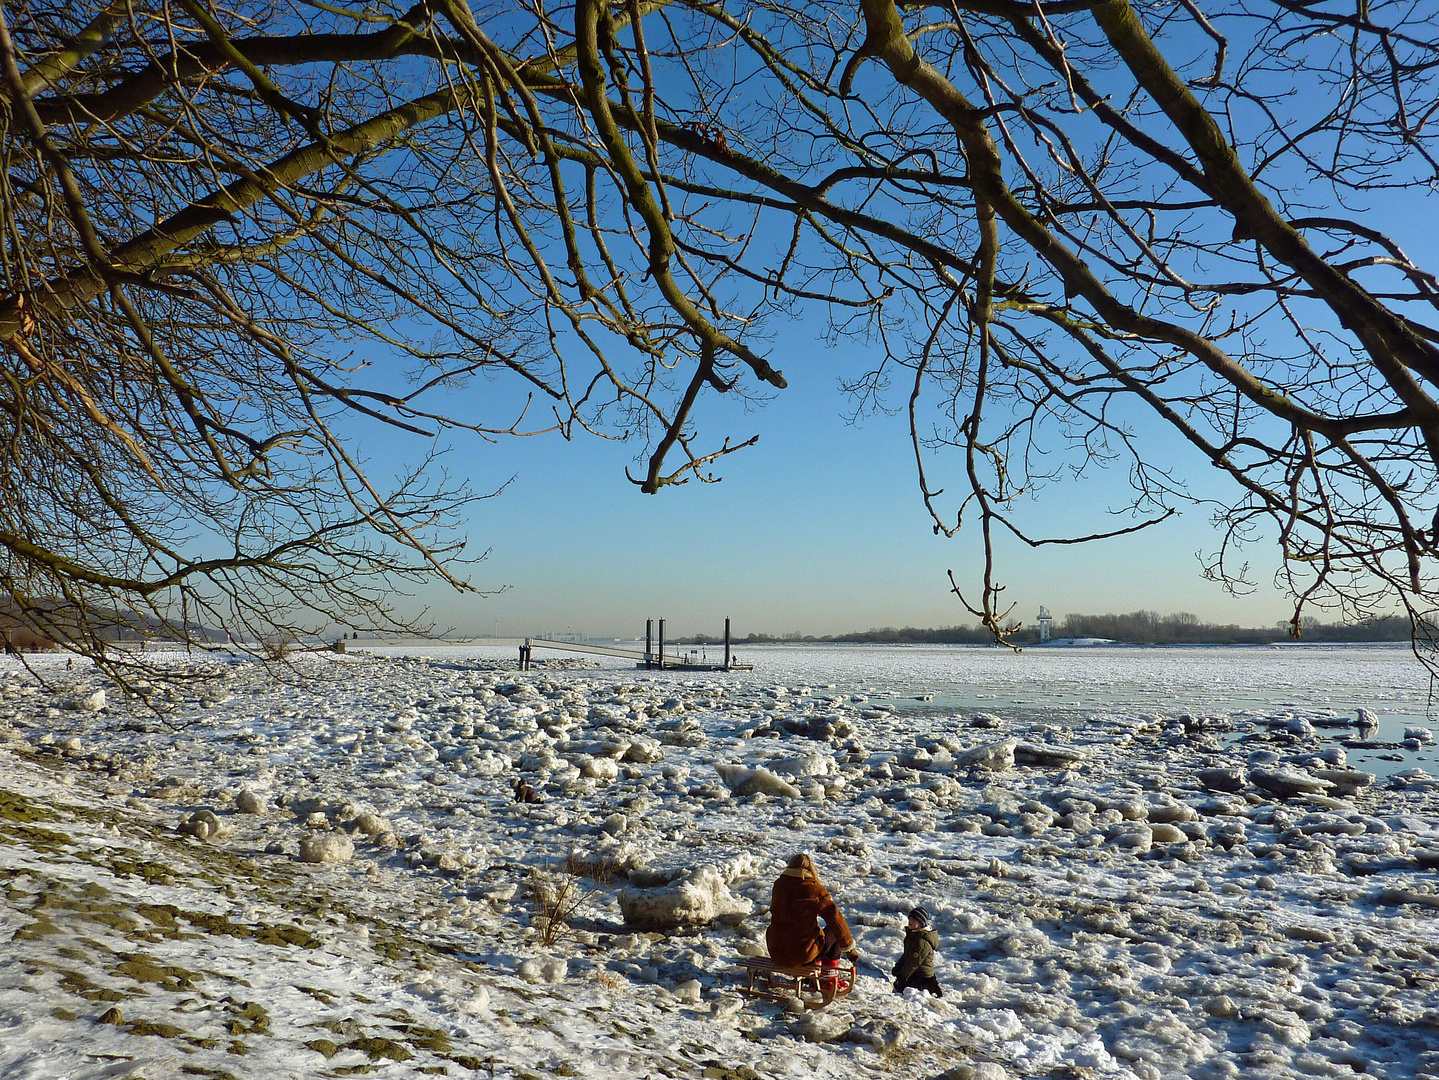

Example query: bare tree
[4,0,1439,669]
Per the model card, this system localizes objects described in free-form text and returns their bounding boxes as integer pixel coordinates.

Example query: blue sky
[354,315,1297,641]
[330,9,1436,642]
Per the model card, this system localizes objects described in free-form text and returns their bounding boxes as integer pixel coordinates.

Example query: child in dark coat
[892,906,942,997]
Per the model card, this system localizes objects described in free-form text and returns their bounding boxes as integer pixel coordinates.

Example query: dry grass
[878,1046,923,1071]
[593,970,623,990]
[528,847,618,946]
[559,850,623,884]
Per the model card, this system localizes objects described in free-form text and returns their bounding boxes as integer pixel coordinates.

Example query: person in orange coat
[765,853,858,967]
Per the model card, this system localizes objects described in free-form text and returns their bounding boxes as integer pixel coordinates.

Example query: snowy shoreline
[3,645,1439,1080]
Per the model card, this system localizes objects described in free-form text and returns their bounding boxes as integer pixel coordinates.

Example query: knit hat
[908,906,931,929]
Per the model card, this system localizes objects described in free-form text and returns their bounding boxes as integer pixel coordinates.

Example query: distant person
[892,906,942,997]
[766,853,857,968]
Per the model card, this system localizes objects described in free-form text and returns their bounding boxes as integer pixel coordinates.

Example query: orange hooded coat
[765,863,854,967]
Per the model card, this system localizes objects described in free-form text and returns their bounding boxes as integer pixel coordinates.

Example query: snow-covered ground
[2,643,1438,1080]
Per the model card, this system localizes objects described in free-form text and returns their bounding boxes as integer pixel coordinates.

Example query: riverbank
[3,647,1438,1079]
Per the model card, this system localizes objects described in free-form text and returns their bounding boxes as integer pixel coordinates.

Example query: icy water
[374,642,1439,778]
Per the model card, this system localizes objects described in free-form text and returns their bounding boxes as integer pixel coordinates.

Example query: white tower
[1037,606,1053,644]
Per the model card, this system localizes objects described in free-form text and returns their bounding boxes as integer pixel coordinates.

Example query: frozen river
[371,640,1433,711]
[372,641,1439,777]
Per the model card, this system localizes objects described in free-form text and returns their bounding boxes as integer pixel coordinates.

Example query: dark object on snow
[766,853,855,968]
[512,778,541,803]
[893,911,942,997]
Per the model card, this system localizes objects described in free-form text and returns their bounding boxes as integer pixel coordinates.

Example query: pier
[518,618,752,672]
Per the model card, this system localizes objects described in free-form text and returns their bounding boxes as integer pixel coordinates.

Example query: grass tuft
[527,846,617,946]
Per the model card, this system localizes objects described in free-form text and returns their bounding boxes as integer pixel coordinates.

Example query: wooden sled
[736,956,856,1009]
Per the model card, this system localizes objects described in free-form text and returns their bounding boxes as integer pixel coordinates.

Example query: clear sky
[333,13,1434,644]
[355,314,1299,641]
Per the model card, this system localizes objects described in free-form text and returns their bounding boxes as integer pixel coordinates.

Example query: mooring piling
[520,618,750,671]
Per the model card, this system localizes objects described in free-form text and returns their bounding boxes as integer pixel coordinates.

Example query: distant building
[1036,607,1053,644]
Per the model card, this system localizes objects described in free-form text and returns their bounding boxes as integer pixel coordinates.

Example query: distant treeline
[1,598,229,650]
[1035,610,1418,645]
[678,612,1423,647]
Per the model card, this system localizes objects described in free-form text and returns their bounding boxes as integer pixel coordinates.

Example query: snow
[1,643,1438,1079]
